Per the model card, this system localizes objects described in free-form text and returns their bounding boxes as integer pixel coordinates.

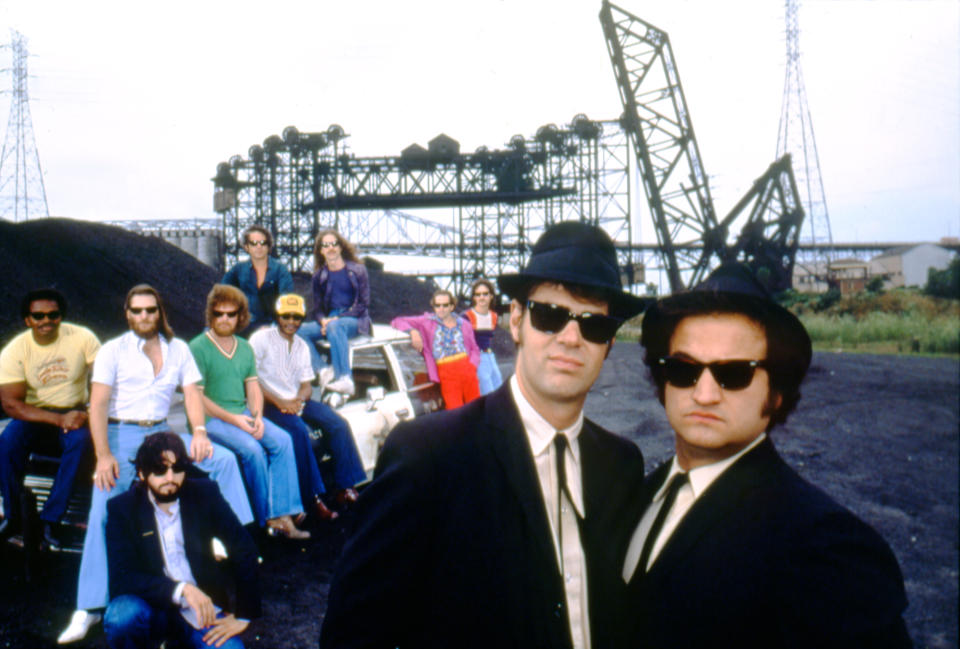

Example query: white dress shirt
[92,331,202,420]
[249,326,314,400]
[511,376,591,649]
[147,491,219,630]
[623,433,767,580]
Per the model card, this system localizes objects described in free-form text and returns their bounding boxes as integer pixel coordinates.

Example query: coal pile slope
[0,218,446,346]
[0,218,218,343]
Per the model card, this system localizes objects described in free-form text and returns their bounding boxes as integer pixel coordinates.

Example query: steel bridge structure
[211,117,640,297]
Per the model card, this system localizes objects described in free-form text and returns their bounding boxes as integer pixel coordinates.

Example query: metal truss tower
[213,117,639,298]
[0,30,49,222]
[776,0,833,267]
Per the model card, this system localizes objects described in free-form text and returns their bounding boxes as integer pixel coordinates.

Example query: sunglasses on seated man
[525,300,622,345]
[279,313,304,322]
[29,310,62,321]
[144,460,190,477]
[658,356,768,391]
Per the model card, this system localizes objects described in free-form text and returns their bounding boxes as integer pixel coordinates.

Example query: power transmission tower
[776,0,833,271]
[0,30,49,222]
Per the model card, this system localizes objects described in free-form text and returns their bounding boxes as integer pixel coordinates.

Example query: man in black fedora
[619,262,910,648]
[320,221,647,649]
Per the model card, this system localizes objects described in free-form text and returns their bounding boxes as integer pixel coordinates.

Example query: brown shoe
[266,515,311,540]
[313,496,340,522]
[335,488,359,508]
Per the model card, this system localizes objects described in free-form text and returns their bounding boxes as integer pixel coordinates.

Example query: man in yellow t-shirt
[0,289,100,548]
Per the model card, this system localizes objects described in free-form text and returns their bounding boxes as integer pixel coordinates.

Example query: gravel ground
[1,346,955,649]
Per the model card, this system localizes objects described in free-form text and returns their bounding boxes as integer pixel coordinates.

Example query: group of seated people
[0,276,369,647]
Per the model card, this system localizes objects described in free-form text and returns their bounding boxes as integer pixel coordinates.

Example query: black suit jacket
[105,477,261,620]
[320,382,645,649]
[621,438,910,649]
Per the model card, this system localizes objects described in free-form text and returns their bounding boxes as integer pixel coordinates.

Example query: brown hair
[125,284,175,340]
[205,284,250,331]
[431,289,456,307]
[469,278,498,308]
[313,229,359,272]
[242,225,272,249]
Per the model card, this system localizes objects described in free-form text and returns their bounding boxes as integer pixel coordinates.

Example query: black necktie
[554,433,577,512]
[637,472,688,573]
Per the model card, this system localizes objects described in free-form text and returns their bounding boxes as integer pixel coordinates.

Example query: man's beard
[150,484,181,503]
[130,319,159,339]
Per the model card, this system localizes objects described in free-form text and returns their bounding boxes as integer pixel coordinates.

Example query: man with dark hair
[190,284,307,539]
[250,294,366,520]
[222,225,294,335]
[59,284,252,645]
[0,289,99,547]
[321,221,647,649]
[104,431,260,649]
[620,263,910,648]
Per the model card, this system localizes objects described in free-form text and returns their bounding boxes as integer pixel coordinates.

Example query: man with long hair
[189,285,307,539]
[297,230,371,396]
[58,284,253,645]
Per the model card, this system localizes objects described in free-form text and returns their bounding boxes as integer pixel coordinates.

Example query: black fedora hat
[649,261,810,351]
[496,220,648,320]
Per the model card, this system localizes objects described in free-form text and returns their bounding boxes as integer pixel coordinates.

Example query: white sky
[1,0,958,247]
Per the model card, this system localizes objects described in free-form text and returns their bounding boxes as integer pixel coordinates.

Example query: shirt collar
[509,374,583,461]
[132,331,169,353]
[658,432,767,501]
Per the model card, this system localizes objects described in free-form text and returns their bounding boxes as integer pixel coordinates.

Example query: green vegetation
[924,257,960,299]
[788,288,959,355]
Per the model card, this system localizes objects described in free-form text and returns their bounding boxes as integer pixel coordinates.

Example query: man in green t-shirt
[0,289,99,548]
[189,284,307,539]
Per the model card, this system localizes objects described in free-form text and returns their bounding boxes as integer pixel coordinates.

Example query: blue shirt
[222,259,294,331]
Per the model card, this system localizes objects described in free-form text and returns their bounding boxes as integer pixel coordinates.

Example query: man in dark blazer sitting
[104,431,260,649]
[620,263,911,648]
[320,221,648,649]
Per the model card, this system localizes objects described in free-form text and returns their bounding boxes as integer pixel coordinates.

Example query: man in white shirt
[320,221,648,649]
[620,262,910,648]
[249,294,365,520]
[58,284,253,645]
[104,431,259,649]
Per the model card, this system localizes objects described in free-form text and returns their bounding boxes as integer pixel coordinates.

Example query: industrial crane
[600,1,804,292]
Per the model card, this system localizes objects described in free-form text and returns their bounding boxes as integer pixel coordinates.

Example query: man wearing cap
[620,263,910,648]
[320,221,647,649]
[249,294,366,521]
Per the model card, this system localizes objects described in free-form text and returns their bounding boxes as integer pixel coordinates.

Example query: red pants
[437,355,481,410]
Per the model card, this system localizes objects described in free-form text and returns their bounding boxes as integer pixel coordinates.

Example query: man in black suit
[320,221,648,649]
[104,431,260,649]
[620,263,910,648]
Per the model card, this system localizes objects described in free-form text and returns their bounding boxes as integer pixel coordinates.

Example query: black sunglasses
[526,300,621,344]
[29,310,62,321]
[246,239,269,247]
[128,306,159,315]
[146,460,190,477]
[658,356,767,391]
[213,309,240,319]
[279,313,304,322]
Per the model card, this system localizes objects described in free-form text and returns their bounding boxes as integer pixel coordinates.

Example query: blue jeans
[76,423,252,611]
[264,399,365,495]
[297,315,359,379]
[104,594,245,649]
[476,351,504,396]
[0,418,91,523]
[205,411,302,526]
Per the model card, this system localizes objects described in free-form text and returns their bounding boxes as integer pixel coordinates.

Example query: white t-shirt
[249,326,314,401]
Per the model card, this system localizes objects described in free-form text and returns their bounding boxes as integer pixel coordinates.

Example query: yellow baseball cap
[275,294,306,317]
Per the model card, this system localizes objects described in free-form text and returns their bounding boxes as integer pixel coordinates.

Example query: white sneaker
[58,610,101,644]
[328,376,355,396]
[318,367,335,391]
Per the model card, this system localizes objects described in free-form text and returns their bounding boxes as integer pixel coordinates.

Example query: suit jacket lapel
[641,438,781,584]
[484,384,563,577]
[134,485,167,571]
